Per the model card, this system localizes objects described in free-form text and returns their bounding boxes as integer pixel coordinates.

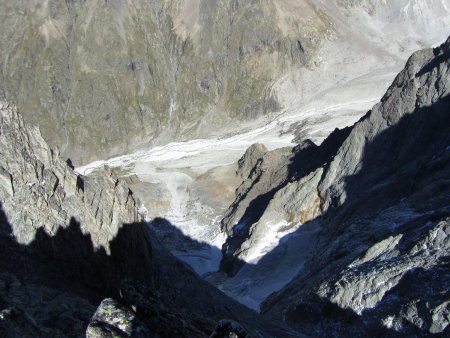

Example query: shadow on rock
[0,202,300,337]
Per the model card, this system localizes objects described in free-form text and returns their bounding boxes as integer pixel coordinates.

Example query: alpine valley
[0,1,449,337]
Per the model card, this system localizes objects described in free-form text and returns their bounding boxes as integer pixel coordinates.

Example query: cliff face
[220,37,450,335]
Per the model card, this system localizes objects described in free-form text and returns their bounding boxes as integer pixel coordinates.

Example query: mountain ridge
[0,3,449,335]
[217,36,450,336]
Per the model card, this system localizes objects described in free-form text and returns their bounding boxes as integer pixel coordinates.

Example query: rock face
[0,103,300,337]
[0,101,152,293]
[220,134,348,272]
[221,37,450,335]
[236,143,268,180]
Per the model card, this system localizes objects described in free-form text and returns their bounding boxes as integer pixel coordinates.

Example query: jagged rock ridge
[0,101,152,291]
[0,103,300,337]
[220,37,450,335]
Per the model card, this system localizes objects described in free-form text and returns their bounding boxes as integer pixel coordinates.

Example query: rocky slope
[0,0,318,163]
[220,37,450,335]
[0,103,299,337]
[1,0,448,164]
[0,100,151,291]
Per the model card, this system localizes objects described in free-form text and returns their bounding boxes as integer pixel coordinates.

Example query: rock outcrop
[221,37,450,335]
[0,102,300,337]
[0,101,152,293]
[86,298,152,338]
[220,133,348,272]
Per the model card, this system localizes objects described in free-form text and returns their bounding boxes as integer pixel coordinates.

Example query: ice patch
[241,220,300,264]
[217,221,321,310]
[75,92,383,177]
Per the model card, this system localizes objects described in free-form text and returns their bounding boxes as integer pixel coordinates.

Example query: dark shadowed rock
[209,319,249,338]
[0,307,43,338]
[0,101,300,338]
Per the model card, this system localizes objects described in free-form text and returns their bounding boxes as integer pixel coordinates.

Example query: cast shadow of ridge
[0,205,202,336]
[29,216,154,299]
[0,202,154,336]
[0,203,299,337]
[148,217,236,277]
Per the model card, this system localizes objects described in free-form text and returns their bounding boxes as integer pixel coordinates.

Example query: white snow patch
[217,221,321,311]
[241,220,300,264]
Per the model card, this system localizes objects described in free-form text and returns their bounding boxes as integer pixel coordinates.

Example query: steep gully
[0,104,297,337]
[75,37,450,329]
[74,81,388,311]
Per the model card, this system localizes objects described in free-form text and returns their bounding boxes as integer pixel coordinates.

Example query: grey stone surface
[236,143,268,180]
[0,101,299,338]
[317,219,449,315]
[86,298,153,338]
[221,37,450,335]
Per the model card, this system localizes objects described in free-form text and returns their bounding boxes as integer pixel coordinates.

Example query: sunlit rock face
[0,102,151,289]
[0,102,140,247]
[1,0,448,164]
[220,37,450,335]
